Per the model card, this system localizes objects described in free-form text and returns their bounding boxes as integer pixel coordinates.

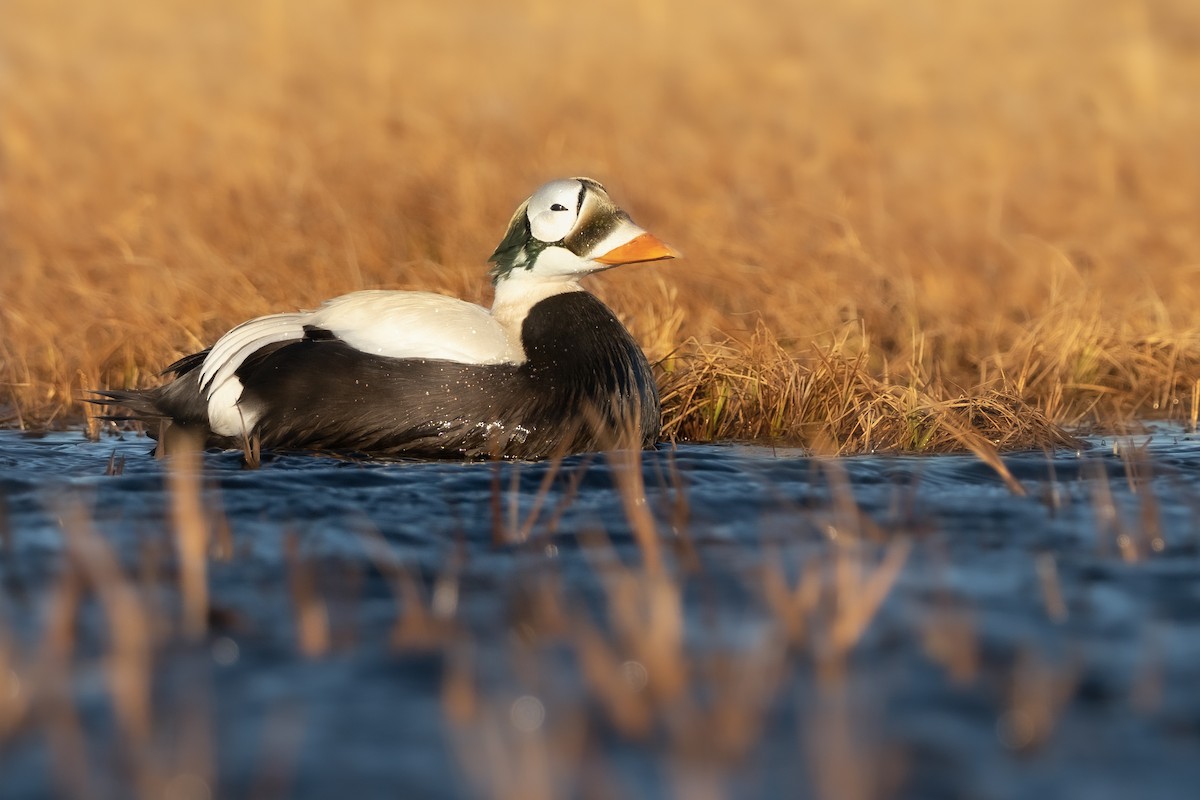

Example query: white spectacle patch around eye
[526,179,583,242]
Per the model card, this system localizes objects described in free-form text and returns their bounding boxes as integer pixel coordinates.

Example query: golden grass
[3,0,1200,450]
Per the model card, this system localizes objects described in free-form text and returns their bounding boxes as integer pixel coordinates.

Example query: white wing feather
[199,312,308,399]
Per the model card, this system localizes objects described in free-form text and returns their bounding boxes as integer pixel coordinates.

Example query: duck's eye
[550,203,568,212]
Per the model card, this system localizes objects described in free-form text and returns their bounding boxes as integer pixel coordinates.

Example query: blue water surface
[1,427,1199,799]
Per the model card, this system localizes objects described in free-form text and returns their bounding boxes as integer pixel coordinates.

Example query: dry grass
[3,0,1200,449]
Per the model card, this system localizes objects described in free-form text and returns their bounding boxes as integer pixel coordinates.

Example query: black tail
[88,349,210,427]
[87,362,213,445]
[86,388,169,423]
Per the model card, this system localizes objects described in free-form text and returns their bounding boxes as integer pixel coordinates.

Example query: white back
[309,290,517,363]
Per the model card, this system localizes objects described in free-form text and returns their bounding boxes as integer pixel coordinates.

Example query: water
[2,427,1200,799]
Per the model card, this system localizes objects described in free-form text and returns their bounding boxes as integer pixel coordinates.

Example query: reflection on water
[2,428,1200,799]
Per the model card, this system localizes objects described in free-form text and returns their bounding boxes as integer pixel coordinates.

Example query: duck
[92,177,678,459]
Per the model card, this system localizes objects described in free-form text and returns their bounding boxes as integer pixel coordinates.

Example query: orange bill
[594,232,679,266]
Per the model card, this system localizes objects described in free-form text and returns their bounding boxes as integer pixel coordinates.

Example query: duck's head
[488,177,677,285]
